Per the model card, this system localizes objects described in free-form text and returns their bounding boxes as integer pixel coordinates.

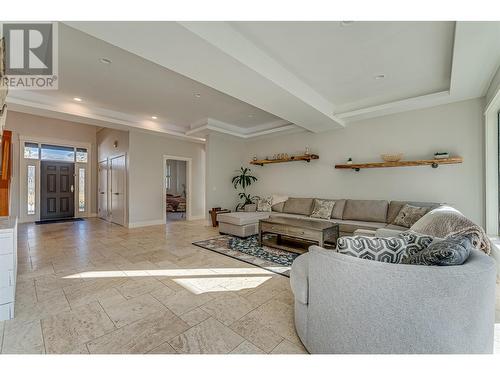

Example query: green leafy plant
[231,167,258,211]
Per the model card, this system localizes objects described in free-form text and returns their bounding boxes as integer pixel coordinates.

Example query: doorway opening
[165,158,187,222]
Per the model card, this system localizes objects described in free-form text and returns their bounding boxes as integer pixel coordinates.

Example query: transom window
[24,142,39,159]
[41,144,75,162]
[23,143,88,163]
[76,148,88,163]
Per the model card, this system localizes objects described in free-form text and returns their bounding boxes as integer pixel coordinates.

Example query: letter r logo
[3,23,53,75]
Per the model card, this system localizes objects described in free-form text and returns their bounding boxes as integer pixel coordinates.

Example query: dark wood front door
[41,161,75,220]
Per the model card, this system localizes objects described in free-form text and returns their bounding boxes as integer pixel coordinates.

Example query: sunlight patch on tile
[172,276,272,294]
[63,267,277,279]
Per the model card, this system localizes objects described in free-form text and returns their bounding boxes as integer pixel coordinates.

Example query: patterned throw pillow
[392,204,429,228]
[256,196,272,212]
[310,199,335,219]
[337,236,407,263]
[401,235,472,266]
[398,231,434,260]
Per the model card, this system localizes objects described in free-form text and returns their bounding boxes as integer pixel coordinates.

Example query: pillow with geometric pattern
[337,236,408,263]
[398,231,435,261]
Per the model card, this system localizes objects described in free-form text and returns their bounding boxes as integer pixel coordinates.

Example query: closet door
[110,155,126,226]
[98,160,108,220]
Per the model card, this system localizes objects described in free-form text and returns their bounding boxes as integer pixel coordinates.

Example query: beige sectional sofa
[218,198,441,238]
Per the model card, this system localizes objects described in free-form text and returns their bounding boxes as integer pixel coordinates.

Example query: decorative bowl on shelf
[381,153,403,162]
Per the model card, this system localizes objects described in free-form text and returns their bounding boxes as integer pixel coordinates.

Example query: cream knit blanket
[410,206,491,255]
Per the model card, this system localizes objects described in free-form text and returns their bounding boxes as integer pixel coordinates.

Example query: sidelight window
[27,165,35,215]
[79,168,85,212]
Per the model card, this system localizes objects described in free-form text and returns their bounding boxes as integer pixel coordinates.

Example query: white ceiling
[7,21,500,141]
[231,21,455,113]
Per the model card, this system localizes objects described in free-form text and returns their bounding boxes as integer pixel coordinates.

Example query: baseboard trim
[127,219,165,228]
[188,215,206,221]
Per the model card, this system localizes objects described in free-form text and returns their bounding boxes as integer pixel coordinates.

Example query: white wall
[6,111,98,218]
[97,127,129,162]
[244,98,485,225]
[128,130,205,226]
[205,132,246,213]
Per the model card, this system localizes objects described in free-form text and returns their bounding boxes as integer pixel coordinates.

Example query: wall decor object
[335,156,463,172]
[250,153,319,166]
[381,153,403,162]
[434,152,450,159]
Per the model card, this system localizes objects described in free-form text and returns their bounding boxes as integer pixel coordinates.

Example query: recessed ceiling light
[248,114,254,118]
[375,74,386,80]
[340,21,354,26]
[73,97,82,102]
[151,116,157,120]
[194,93,201,98]
[99,57,112,64]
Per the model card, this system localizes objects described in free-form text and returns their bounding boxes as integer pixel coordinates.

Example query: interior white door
[98,161,108,220]
[110,155,126,226]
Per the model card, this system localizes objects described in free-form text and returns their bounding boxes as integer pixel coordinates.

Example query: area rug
[193,234,300,277]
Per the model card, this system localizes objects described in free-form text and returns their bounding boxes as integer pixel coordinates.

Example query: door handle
[70,185,74,193]
[100,192,105,194]
[113,192,119,195]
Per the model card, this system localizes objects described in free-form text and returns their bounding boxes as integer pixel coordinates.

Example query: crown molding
[186,117,299,139]
[6,93,207,143]
[336,91,452,122]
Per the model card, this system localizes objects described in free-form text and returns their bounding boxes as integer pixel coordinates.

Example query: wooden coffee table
[258,216,339,253]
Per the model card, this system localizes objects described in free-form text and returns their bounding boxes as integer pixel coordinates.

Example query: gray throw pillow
[393,204,429,228]
[256,196,272,212]
[401,235,472,266]
[337,236,407,263]
[310,199,335,219]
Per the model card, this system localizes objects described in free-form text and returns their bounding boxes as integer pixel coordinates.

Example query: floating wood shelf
[250,154,319,166]
[335,157,463,171]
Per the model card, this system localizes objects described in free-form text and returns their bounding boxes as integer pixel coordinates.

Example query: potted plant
[231,167,258,211]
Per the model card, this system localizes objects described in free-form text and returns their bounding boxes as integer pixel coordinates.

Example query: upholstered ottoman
[218,212,271,237]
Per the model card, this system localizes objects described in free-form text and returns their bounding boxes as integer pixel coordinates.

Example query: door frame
[109,153,127,226]
[485,88,500,235]
[163,155,192,222]
[18,135,92,223]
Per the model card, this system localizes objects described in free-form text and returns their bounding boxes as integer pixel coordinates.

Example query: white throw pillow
[256,196,273,212]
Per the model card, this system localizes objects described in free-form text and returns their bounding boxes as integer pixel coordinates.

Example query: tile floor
[0,218,307,354]
[1,218,499,354]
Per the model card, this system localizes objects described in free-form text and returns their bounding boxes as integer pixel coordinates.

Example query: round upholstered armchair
[290,246,497,354]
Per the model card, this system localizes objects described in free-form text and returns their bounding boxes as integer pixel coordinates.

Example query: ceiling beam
[65,21,344,133]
